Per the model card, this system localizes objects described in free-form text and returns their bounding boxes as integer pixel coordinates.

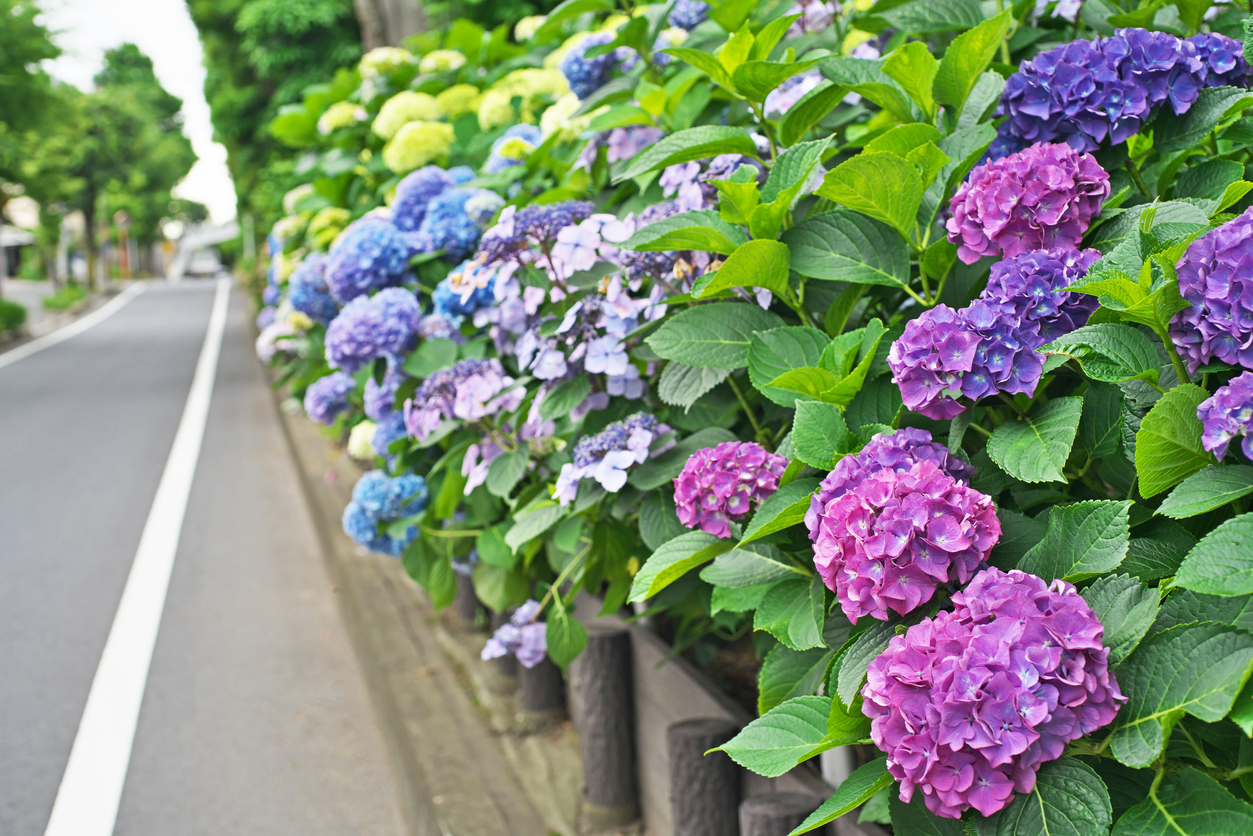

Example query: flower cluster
[287,254,339,324]
[391,166,457,232]
[476,67,570,130]
[559,32,626,99]
[341,471,429,556]
[660,152,767,212]
[481,599,547,668]
[436,84,482,118]
[1170,205,1253,372]
[358,46,414,80]
[554,413,672,502]
[373,91,441,140]
[325,287,422,373]
[674,442,787,538]
[403,358,523,440]
[946,142,1109,264]
[1199,371,1253,461]
[318,101,365,135]
[1000,28,1250,153]
[326,218,412,303]
[889,249,1099,419]
[863,567,1126,818]
[383,121,455,174]
[433,268,495,323]
[303,371,355,425]
[411,188,494,262]
[418,49,466,74]
[667,0,708,29]
[484,124,544,174]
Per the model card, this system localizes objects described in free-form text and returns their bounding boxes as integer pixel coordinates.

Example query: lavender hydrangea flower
[262,283,281,306]
[403,358,524,440]
[668,0,708,29]
[1198,371,1253,460]
[863,567,1126,818]
[674,442,787,538]
[559,32,620,99]
[372,411,408,459]
[325,287,422,373]
[303,371,355,425]
[364,360,410,421]
[341,471,429,556]
[1170,205,1253,372]
[481,599,547,668]
[326,217,412,303]
[256,306,276,330]
[981,248,1101,341]
[554,413,673,502]
[946,143,1109,264]
[391,166,456,232]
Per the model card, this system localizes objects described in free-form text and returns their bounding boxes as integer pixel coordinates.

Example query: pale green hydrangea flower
[373,91,441,140]
[383,121,455,173]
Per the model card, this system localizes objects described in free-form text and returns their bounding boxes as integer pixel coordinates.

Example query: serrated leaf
[1110,767,1253,836]
[976,758,1111,836]
[1043,324,1161,384]
[1019,500,1131,582]
[761,138,830,206]
[1154,589,1253,633]
[1081,382,1124,459]
[486,446,529,498]
[1124,520,1197,582]
[732,58,823,102]
[932,10,1012,119]
[622,209,747,255]
[715,695,830,777]
[767,366,842,402]
[1158,465,1253,519]
[748,326,831,407]
[1135,383,1215,498]
[758,642,835,714]
[700,542,808,587]
[793,400,849,469]
[1174,513,1253,597]
[882,41,938,117]
[837,621,896,707]
[987,397,1084,484]
[639,489,686,551]
[811,690,872,757]
[878,0,985,32]
[891,792,965,836]
[658,362,731,410]
[1110,623,1253,767]
[816,152,925,240]
[403,338,458,378]
[698,239,791,298]
[629,426,737,490]
[787,758,892,836]
[739,477,821,545]
[646,302,785,369]
[755,574,826,650]
[779,80,850,147]
[782,209,910,288]
[628,531,734,602]
[819,57,917,123]
[1154,86,1253,156]
[618,125,758,181]
[504,504,564,551]
[1080,575,1158,665]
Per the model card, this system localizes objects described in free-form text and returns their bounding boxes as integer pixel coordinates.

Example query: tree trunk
[84,196,97,292]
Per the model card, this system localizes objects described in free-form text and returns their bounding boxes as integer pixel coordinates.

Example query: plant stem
[1163,335,1191,385]
[728,374,769,444]
[1128,164,1153,198]
[537,546,590,614]
[995,0,1011,64]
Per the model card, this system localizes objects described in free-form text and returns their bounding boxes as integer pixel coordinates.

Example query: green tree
[0,0,61,207]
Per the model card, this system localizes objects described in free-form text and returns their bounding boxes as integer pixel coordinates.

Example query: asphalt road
[0,281,406,835]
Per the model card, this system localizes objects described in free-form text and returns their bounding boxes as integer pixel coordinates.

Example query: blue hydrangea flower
[364,360,410,420]
[559,32,620,99]
[413,188,484,262]
[325,287,423,372]
[256,306,276,330]
[341,470,429,555]
[465,190,505,225]
[372,411,409,459]
[391,166,456,232]
[433,268,495,322]
[668,0,709,29]
[484,124,545,174]
[304,371,356,425]
[448,165,475,184]
[288,253,339,324]
[326,217,412,303]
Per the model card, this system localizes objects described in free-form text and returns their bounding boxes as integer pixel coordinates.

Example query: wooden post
[453,568,481,629]
[489,610,518,680]
[575,626,638,831]
[739,793,822,836]
[518,657,565,723]
[667,718,742,836]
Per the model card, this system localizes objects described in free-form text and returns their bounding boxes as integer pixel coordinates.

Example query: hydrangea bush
[258,3,1253,832]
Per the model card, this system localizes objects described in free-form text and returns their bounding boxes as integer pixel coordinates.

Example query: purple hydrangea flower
[325,287,423,373]
[1199,371,1253,460]
[372,411,408,459]
[673,442,787,538]
[863,567,1126,818]
[554,413,673,502]
[256,306,276,330]
[303,371,355,425]
[262,283,281,306]
[364,360,410,421]
[946,143,1109,264]
[559,32,620,99]
[481,599,547,668]
[981,248,1101,342]
[1170,205,1253,372]
[411,188,485,262]
[341,470,429,556]
[288,253,340,324]
[326,217,412,303]
[810,459,1000,622]
[668,0,708,29]
[403,358,524,440]
[391,166,457,232]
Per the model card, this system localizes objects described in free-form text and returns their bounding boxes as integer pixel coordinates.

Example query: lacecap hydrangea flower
[383,121,455,174]
[403,358,524,440]
[674,442,787,538]
[1170,204,1253,372]
[554,413,673,503]
[391,166,456,232]
[863,567,1126,818]
[341,471,429,556]
[326,217,411,303]
[303,371,356,425]
[481,599,547,668]
[325,287,422,373]
[1199,371,1253,460]
[434,267,495,322]
[372,91,441,140]
[667,0,709,29]
[946,142,1109,264]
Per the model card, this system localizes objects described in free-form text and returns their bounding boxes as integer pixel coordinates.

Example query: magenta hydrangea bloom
[887,305,980,420]
[1198,371,1253,461]
[862,567,1126,819]
[402,358,524,440]
[810,459,1000,622]
[1170,205,1253,373]
[946,143,1109,264]
[673,442,788,538]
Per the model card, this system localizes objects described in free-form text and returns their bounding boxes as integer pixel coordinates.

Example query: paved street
[0,280,406,835]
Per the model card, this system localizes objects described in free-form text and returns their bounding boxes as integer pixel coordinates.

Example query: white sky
[39,0,238,224]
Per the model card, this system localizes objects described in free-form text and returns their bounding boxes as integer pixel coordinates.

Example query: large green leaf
[733,58,823,103]
[882,42,938,117]
[987,397,1084,484]
[528,0,613,41]
[739,477,821,545]
[714,696,830,777]
[1135,383,1215,498]
[1154,86,1253,156]
[504,504,564,551]
[781,210,910,287]
[760,138,830,206]
[816,152,924,239]
[646,302,785,369]
[403,338,458,378]
[836,621,896,707]
[890,793,965,836]
[778,80,850,147]
[1110,622,1253,767]
[618,126,758,181]
[699,239,791,298]
[932,10,1012,119]
[1018,500,1131,582]
[1158,465,1253,519]
[792,400,849,469]
[1043,324,1161,385]
[1154,589,1253,632]
[787,759,893,836]
[486,446,529,498]
[1080,382,1124,459]
[758,642,834,714]
[657,362,731,410]
[748,326,831,407]
[819,57,916,123]
[538,375,591,421]
[1174,513,1253,597]
[622,209,748,255]
[878,0,985,32]
[1080,575,1158,665]
[976,758,1111,836]
[628,531,734,602]
[1111,767,1253,836]
[700,543,808,587]
[755,574,826,650]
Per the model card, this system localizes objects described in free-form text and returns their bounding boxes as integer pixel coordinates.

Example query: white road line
[0,284,145,372]
[43,278,231,836]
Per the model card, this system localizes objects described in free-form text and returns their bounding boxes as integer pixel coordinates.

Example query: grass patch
[0,298,26,332]
[42,283,86,311]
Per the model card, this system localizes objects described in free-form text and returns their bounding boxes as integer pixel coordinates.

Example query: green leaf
[761,138,830,206]
[403,338,458,378]
[622,209,747,255]
[538,375,591,422]
[882,42,937,117]
[476,523,517,569]
[878,0,985,32]
[818,56,917,123]
[698,239,791,298]
[504,503,564,551]
[1174,514,1253,597]
[640,490,686,551]
[486,446,529,498]
[628,531,734,602]
[1158,465,1253,519]
[864,123,943,157]
[700,542,807,587]
[976,758,1111,836]
[471,561,528,613]
[1154,589,1253,633]
[987,397,1084,484]
[748,326,831,407]
[781,210,910,288]
[1019,500,1131,582]
[739,477,821,545]
[816,152,924,240]
[890,792,965,836]
[758,642,835,714]
[402,539,457,609]
[1109,622,1253,767]
[733,58,823,102]
[715,695,830,777]
[1135,383,1215,498]
[629,426,737,490]
[787,758,892,836]
[755,574,826,651]
[779,81,849,147]
[1124,520,1197,582]
[1080,575,1158,665]
[836,621,896,707]
[749,13,800,61]
[545,603,588,669]
[664,47,735,89]
[1110,767,1253,836]
[793,400,849,469]
[932,10,1012,120]
[658,362,731,409]
[707,0,754,32]
[528,0,613,41]
[811,690,872,757]
[767,366,842,402]
[1043,324,1161,385]
[618,126,758,181]
[1080,382,1124,459]
[646,302,785,369]
[1154,86,1253,156]
[1175,159,1243,201]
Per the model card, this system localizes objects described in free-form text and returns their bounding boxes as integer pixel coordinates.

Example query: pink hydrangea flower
[673,442,788,538]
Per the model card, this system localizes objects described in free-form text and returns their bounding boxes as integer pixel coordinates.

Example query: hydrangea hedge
[257,1,1253,832]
